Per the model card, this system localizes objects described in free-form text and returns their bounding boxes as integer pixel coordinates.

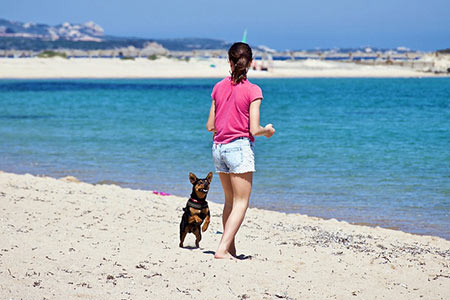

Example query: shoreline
[3,168,447,240]
[1,57,448,79]
[1,170,449,299]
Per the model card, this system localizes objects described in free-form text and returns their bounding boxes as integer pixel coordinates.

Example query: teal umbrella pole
[242,29,247,43]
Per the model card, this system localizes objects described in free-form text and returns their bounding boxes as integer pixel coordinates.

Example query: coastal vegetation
[0,36,152,51]
[37,50,67,58]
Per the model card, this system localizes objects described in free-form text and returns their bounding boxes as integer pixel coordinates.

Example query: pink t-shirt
[211,77,263,144]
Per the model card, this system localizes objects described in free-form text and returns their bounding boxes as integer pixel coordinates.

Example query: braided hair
[228,42,253,84]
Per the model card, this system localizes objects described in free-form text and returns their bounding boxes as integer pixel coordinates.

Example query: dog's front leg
[202,209,210,232]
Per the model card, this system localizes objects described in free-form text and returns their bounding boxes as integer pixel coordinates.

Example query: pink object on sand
[152,190,171,196]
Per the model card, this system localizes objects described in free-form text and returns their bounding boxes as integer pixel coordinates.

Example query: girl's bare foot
[214,251,235,259]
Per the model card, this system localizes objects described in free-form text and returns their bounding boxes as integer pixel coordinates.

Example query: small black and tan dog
[179,172,212,248]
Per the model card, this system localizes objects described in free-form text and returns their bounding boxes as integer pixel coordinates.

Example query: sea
[0,78,449,239]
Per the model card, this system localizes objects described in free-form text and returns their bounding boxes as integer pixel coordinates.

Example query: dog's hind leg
[179,219,188,248]
[179,230,187,248]
[194,226,202,248]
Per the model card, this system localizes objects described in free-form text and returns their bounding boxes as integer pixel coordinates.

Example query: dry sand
[0,57,443,79]
[0,171,449,299]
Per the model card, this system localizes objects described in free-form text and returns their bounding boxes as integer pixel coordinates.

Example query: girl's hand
[264,124,275,138]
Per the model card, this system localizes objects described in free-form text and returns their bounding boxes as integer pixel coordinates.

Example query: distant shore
[1,57,447,79]
[1,171,449,299]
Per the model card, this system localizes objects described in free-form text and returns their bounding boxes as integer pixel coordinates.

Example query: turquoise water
[0,78,449,239]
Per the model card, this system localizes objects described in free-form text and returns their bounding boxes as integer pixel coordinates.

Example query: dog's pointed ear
[206,172,213,183]
[189,172,198,184]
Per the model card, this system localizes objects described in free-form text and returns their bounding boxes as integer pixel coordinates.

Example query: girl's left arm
[206,100,216,132]
[249,99,275,138]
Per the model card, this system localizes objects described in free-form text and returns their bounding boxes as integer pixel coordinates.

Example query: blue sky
[2,0,449,51]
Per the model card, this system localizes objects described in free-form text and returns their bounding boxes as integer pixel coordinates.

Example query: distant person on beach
[206,42,275,259]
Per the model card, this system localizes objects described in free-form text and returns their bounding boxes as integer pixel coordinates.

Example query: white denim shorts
[212,137,255,174]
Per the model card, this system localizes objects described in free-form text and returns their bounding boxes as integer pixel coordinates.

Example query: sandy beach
[0,57,445,79]
[0,171,449,299]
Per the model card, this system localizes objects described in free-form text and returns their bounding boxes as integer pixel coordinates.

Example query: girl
[206,42,275,259]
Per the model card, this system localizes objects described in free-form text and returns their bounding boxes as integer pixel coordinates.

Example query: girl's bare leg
[218,173,236,256]
[215,172,252,259]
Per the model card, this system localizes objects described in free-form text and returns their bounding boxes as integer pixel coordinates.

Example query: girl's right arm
[249,99,275,138]
[206,100,216,132]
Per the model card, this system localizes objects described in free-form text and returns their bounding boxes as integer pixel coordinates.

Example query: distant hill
[0,19,104,41]
[0,36,156,51]
[0,19,233,51]
[1,18,423,54]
